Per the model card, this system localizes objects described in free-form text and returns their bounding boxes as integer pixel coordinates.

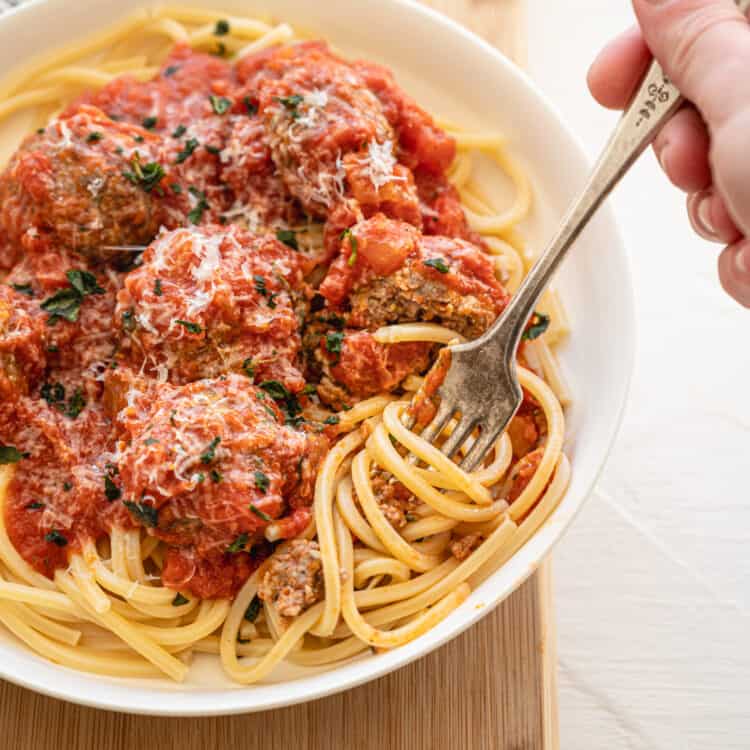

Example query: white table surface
[527,2,750,748]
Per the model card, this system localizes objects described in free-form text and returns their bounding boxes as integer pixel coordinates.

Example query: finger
[653,106,711,193]
[587,26,652,110]
[718,239,750,307]
[687,189,742,244]
[632,0,750,127]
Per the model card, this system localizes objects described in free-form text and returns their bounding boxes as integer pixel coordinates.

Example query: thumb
[633,0,750,235]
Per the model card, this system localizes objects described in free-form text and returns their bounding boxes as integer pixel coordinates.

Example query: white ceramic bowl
[0,0,635,715]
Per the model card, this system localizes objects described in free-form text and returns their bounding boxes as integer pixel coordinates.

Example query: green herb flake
[259,380,289,401]
[276,229,298,251]
[249,503,271,522]
[205,144,221,155]
[65,388,86,419]
[172,592,189,606]
[144,437,159,446]
[141,116,158,130]
[200,436,221,464]
[210,469,222,484]
[214,19,230,35]
[45,530,68,547]
[104,475,121,501]
[171,124,187,138]
[40,381,65,407]
[244,595,261,622]
[423,257,450,274]
[254,470,269,493]
[121,309,136,332]
[341,229,358,266]
[176,137,199,164]
[170,182,182,194]
[209,95,232,115]
[243,96,257,116]
[11,283,34,296]
[275,94,303,118]
[187,186,209,224]
[323,415,340,425]
[122,154,165,193]
[63,481,72,491]
[175,319,202,334]
[227,532,249,554]
[242,357,255,380]
[325,331,344,355]
[164,65,179,77]
[0,445,29,464]
[522,312,551,341]
[41,269,104,324]
[86,131,103,143]
[25,501,44,511]
[124,501,159,528]
[154,278,163,297]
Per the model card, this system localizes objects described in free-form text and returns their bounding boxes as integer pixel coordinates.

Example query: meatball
[0,286,47,400]
[313,329,433,408]
[258,539,324,617]
[105,370,328,598]
[320,214,509,339]
[0,105,165,262]
[244,42,396,217]
[115,225,306,391]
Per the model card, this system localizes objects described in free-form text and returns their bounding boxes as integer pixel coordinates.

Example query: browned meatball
[0,105,165,262]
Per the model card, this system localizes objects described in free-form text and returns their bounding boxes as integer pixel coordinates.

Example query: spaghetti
[0,6,571,684]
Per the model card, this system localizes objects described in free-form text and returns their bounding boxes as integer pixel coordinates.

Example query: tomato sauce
[0,39,514,597]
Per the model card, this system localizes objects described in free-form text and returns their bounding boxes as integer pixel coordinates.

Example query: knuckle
[669,7,744,74]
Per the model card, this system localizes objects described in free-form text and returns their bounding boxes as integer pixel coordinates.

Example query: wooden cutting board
[2,2,559,748]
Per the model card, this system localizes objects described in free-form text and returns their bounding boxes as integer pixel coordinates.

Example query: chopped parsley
[175,319,202,334]
[164,64,179,77]
[205,144,221,155]
[242,357,255,380]
[44,530,68,547]
[303,384,318,395]
[243,96,257,116]
[176,137,199,163]
[200,436,221,464]
[253,275,277,309]
[104,475,121,501]
[213,42,227,57]
[187,186,209,224]
[259,381,303,426]
[323,415,340,425]
[172,592,189,606]
[141,116,158,130]
[244,595,261,622]
[133,135,144,143]
[249,503,271,522]
[276,229,298,251]
[122,154,165,192]
[65,388,86,419]
[86,131,103,143]
[0,445,29,464]
[325,331,344,356]
[275,94,303,118]
[254,470,269,493]
[522,312,551,341]
[40,381,65,407]
[124,501,159,528]
[227,533,249,554]
[11,283,33,296]
[121,309,136,332]
[209,95,232,115]
[214,19,230,35]
[170,183,182,193]
[194,472,206,484]
[63,481,72,491]
[171,124,187,138]
[154,278,163,296]
[25,501,44,511]
[41,269,104,324]
[341,229,358,266]
[423,257,450,274]
[210,469,222,484]
[144,437,159,446]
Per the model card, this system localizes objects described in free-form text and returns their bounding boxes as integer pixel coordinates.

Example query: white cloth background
[528,2,750,748]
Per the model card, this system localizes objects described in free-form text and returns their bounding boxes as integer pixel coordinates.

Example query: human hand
[588,0,750,307]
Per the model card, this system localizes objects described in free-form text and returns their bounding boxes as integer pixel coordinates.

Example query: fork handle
[479,0,750,359]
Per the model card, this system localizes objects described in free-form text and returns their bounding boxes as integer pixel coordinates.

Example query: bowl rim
[0,0,637,715]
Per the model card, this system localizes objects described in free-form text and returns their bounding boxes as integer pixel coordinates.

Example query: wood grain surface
[1,2,559,748]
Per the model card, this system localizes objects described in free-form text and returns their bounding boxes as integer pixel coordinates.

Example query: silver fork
[414,4,750,472]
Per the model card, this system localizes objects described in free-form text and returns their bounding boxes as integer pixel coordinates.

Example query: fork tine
[418,400,455,445]
[440,414,478,459]
[460,426,503,473]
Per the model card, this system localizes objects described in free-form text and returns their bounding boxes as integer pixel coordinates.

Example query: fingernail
[688,191,719,241]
